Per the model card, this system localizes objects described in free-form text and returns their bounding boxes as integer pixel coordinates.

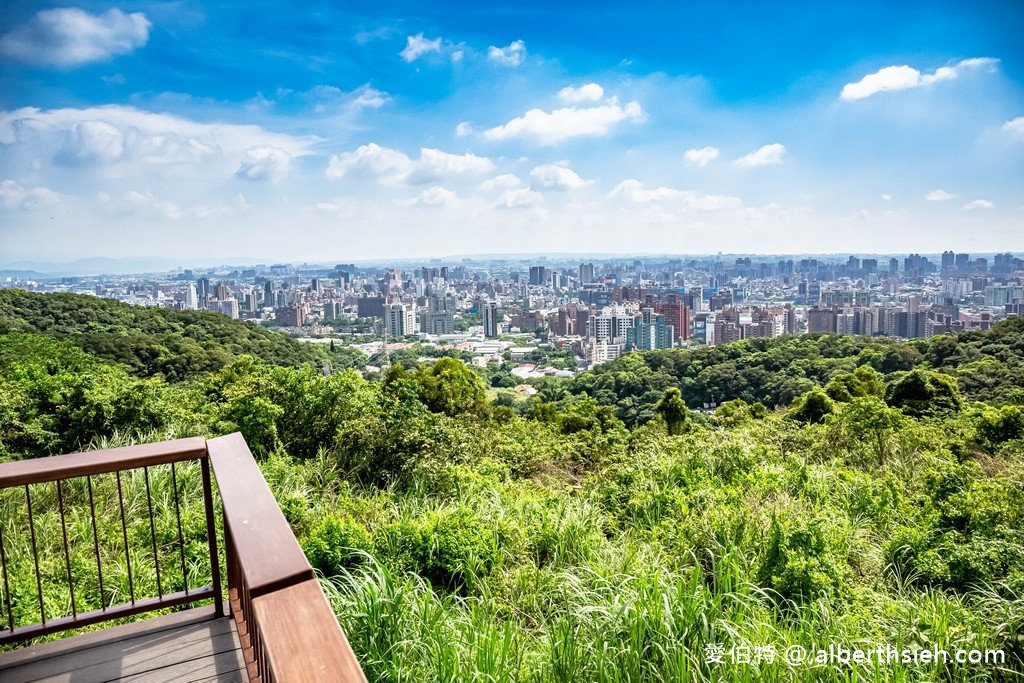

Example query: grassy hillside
[0,289,327,380]
[1,298,1022,680]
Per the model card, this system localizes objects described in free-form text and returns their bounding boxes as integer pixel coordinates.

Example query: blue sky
[1,1,1022,264]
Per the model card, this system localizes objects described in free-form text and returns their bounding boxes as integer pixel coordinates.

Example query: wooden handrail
[0,436,208,487]
[207,433,367,682]
[206,433,314,597]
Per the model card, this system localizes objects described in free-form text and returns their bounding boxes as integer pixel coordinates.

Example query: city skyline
[2,1,1023,263]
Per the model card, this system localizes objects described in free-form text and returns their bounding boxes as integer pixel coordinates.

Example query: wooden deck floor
[0,606,246,683]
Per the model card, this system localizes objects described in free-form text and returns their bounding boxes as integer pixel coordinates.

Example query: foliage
[0,289,326,381]
[2,297,1024,678]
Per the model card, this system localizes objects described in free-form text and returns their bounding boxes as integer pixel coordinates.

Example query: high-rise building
[184,282,198,310]
[244,290,259,313]
[276,305,306,327]
[420,311,455,335]
[482,301,499,338]
[383,303,415,338]
[579,263,595,284]
[356,296,386,318]
[529,266,547,286]
[941,251,955,272]
[263,281,274,308]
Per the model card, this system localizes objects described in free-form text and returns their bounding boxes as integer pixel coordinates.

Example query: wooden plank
[0,437,208,487]
[16,625,242,683]
[0,606,218,672]
[206,433,313,597]
[252,579,367,682]
[117,646,246,683]
[0,586,218,646]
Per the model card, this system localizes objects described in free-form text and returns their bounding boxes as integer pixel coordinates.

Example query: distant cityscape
[4,251,1022,371]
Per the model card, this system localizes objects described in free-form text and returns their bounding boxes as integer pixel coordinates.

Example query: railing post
[201,456,224,618]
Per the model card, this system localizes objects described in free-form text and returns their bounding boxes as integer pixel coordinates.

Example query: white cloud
[609,179,681,202]
[0,180,62,212]
[609,179,740,210]
[349,85,390,111]
[735,143,786,168]
[925,189,957,201]
[963,199,993,210]
[840,57,999,101]
[325,143,412,183]
[121,190,183,219]
[455,122,474,137]
[325,144,494,184]
[479,173,522,191]
[488,40,526,67]
[0,105,316,175]
[557,83,604,103]
[482,99,645,145]
[496,188,542,209]
[408,148,494,183]
[0,8,150,68]
[410,186,459,208]
[55,120,125,165]
[1003,117,1024,141]
[235,145,292,182]
[684,146,719,167]
[881,193,893,200]
[400,33,441,62]
[529,164,589,191]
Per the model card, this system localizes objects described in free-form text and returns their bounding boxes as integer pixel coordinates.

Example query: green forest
[1,290,1023,681]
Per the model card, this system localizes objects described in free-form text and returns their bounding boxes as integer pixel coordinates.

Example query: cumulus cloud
[0,105,316,176]
[479,174,522,191]
[735,143,786,168]
[840,58,998,101]
[482,99,645,145]
[410,186,459,208]
[609,179,741,210]
[400,33,442,62]
[609,179,681,202]
[488,40,526,66]
[408,148,494,183]
[557,83,604,103]
[881,193,893,200]
[55,120,125,165]
[0,8,150,68]
[684,146,719,167]
[925,189,957,201]
[963,199,993,210]
[0,180,61,212]
[1003,117,1024,141]
[496,188,542,209]
[325,144,494,184]
[235,145,293,182]
[529,164,589,191]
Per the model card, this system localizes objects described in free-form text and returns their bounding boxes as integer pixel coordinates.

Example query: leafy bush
[302,516,374,576]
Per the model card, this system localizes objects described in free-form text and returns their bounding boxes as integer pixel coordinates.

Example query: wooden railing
[208,432,366,682]
[0,437,222,645]
[0,434,367,682]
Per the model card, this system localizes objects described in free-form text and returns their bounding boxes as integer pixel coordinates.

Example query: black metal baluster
[143,467,162,598]
[25,485,45,624]
[200,457,223,617]
[170,463,188,595]
[56,480,77,619]
[115,471,135,604]
[86,475,106,610]
[0,520,14,632]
